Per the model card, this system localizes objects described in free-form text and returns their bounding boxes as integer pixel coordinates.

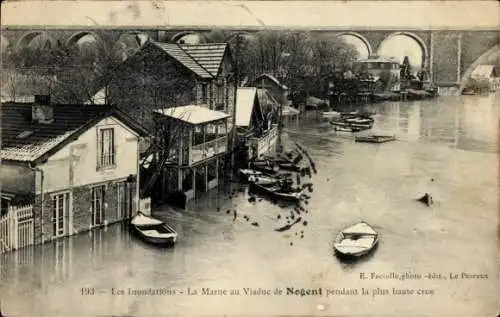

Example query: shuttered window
[97,128,115,169]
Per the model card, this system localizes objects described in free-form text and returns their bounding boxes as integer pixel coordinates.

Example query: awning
[154,105,230,125]
[236,87,258,127]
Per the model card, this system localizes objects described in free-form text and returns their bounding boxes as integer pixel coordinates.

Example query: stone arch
[66,31,109,54]
[171,31,200,43]
[335,32,373,57]
[112,32,149,61]
[15,31,56,51]
[458,44,500,94]
[377,31,428,68]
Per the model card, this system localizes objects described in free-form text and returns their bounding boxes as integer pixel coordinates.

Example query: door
[91,186,105,226]
[117,182,133,220]
[52,192,70,237]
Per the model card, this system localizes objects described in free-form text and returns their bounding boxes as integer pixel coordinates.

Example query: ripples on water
[1,95,499,317]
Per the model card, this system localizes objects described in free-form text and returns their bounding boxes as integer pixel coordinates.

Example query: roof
[357,55,400,64]
[252,74,288,90]
[256,88,280,115]
[154,105,230,125]
[236,87,258,127]
[150,42,213,79]
[1,102,150,164]
[180,43,229,77]
[470,65,497,78]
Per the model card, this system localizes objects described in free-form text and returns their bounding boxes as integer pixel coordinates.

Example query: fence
[0,204,34,254]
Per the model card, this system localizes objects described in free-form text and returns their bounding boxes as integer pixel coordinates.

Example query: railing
[250,125,278,159]
[190,136,228,165]
[0,204,34,254]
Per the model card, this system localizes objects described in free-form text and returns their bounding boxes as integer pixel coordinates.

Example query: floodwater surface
[1,94,499,317]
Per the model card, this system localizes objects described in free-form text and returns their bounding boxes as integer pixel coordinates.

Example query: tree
[400,56,412,81]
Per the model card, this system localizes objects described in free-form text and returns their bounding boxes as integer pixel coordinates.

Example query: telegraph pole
[230,34,241,178]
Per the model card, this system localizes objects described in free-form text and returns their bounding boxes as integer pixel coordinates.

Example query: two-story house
[0,95,149,252]
[99,39,237,202]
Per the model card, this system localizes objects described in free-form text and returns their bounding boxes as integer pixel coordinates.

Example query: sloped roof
[154,105,230,125]
[236,87,258,127]
[1,102,149,164]
[252,74,288,90]
[180,43,228,77]
[470,65,496,78]
[256,88,280,114]
[151,42,213,79]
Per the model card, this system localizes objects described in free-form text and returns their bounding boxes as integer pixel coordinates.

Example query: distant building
[468,65,499,92]
[354,55,401,92]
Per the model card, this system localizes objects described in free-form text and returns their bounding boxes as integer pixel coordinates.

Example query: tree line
[1,30,360,103]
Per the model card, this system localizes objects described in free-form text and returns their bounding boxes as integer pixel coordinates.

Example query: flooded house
[467,65,499,93]
[98,39,237,203]
[354,55,401,92]
[0,95,150,253]
[235,87,278,161]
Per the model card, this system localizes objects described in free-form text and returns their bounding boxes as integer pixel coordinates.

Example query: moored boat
[330,121,372,130]
[334,221,378,258]
[322,111,341,119]
[248,182,304,202]
[247,174,281,185]
[334,126,362,133]
[130,212,178,246]
[355,135,396,143]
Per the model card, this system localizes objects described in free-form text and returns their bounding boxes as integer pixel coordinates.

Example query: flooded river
[1,94,499,317]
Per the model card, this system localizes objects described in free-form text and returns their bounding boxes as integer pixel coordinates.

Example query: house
[0,95,150,253]
[98,40,237,202]
[354,55,401,92]
[103,40,236,134]
[469,65,499,92]
[235,87,277,161]
[151,105,231,201]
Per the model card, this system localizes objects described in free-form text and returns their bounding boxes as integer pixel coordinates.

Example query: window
[52,192,70,237]
[97,128,115,169]
[91,185,106,226]
[201,84,208,104]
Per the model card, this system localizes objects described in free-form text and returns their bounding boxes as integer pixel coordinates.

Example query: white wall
[37,116,139,194]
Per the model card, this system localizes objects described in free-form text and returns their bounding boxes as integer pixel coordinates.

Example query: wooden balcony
[190,135,227,165]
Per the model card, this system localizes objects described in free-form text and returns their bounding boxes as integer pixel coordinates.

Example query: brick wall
[32,179,137,245]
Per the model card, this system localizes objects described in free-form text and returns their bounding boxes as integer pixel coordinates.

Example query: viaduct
[1,27,499,94]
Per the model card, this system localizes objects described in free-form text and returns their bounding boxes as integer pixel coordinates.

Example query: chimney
[32,95,54,124]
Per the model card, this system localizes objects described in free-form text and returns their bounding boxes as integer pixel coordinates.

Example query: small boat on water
[322,111,341,119]
[334,221,378,258]
[330,121,372,130]
[130,212,178,246]
[343,117,374,125]
[250,161,280,174]
[334,126,362,133]
[249,182,304,202]
[247,174,281,185]
[355,135,396,143]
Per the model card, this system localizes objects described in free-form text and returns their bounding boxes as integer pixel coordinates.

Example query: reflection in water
[0,95,498,317]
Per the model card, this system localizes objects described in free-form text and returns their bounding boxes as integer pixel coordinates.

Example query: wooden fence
[0,204,34,254]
